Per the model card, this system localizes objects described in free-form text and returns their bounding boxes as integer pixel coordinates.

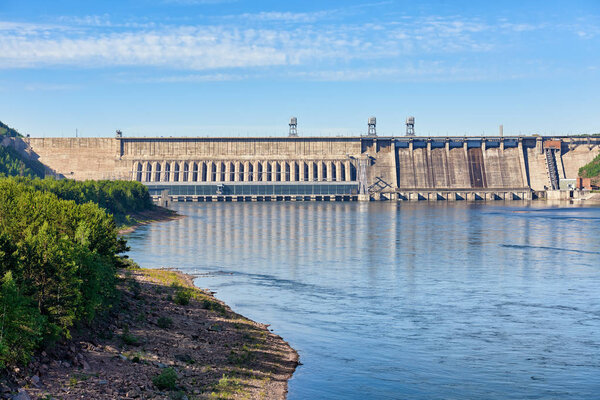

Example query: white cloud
[162,0,237,4]
[23,83,81,91]
[0,13,597,82]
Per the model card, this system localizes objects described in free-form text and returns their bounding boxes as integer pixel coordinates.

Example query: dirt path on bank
[20,268,299,400]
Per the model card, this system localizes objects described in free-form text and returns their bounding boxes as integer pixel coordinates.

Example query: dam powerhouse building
[3,118,599,202]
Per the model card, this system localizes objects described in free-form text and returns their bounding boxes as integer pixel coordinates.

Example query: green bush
[202,299,227,315]
[0,271,46,367]
[152,367,178,390]
[157,317,173,329]
[173,288,192,306]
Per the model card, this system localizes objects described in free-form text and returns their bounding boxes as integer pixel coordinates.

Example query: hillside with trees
[0,120,46,178]
[0,177,126,368]
[0,121,22,138]
[578,153,600,186]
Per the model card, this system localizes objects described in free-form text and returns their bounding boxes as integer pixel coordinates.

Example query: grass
[139,268,229,315]
[227,345,255,367]
[209,375,246,399]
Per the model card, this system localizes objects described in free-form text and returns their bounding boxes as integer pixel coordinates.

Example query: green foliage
[152,367,178,390]
[157,316,173,329]
[0,121,22,138]
[202,299,227,315]
[0,176,127,368]
[0,146,45,179]
[18,177,153,225]
[121,332,140,346]
[0,271,46,367]
[578,153,600,179]
[173,287,192,306]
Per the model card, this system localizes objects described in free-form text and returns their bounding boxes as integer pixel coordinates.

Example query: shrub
[152,367,178,390]
[174,288,192,306]
[157,317,173,329]
[202,299,227,315]
[121,327,140,346]
[0,271,46,367]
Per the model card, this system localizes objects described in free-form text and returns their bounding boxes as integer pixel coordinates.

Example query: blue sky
[1,0,599,137]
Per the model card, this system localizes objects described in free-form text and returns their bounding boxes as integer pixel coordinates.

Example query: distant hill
[0,120,45,178]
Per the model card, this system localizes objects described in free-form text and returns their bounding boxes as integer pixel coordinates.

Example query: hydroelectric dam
[4,133,600,202]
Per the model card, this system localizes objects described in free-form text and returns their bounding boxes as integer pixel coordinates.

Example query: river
[126,202,600,399]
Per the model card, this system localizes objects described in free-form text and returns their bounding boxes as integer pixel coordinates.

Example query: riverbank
[118,206,184,235]
[15,267,298,399]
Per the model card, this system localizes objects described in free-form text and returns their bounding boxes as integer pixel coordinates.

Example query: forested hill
[0,120,45,178]
[1,120,156,223]
[0,120,22,138]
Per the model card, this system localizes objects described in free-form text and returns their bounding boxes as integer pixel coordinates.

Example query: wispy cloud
[23,83,81,91]
[162,0,237,5]
[0,11,597,83]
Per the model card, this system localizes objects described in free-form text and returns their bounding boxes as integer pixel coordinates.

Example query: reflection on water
[126,202,600,399]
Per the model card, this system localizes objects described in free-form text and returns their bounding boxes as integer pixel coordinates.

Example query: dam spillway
[5,135,600,201]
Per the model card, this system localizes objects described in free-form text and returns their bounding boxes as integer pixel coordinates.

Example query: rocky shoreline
[3,267,298,399]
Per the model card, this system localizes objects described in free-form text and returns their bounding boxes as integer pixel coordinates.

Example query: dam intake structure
[3,134,599,202]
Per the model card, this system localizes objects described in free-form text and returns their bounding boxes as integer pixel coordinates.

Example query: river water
[126,202,600,399]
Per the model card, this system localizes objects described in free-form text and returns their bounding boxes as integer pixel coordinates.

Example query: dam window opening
[331,162,337,182]
[229,162,235,182]
[239,162,245,182]
[248,163,254,182]
[323,162,328,181]
[164,163,171,182]
[192,162,198,182]
[350,163,357,181]
[276,162,281,182]
[257,162,263,181]
[135,162,143,182]
[211,163,217,182]
[340,162,346,182]
[145,162,152,182]
[174,163,180,182]
[154,163,161,182]
[201,162,207,182]
[303,163,309,181]
[219,162,226,182]
[266,163,272,182]
[313,163,318,181]
[294,163,300,182]
[183,163,189,182]
[284,162,290,181]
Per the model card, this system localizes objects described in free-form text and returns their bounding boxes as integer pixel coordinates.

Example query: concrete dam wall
[5,135,599,200]
[396,141,528,189]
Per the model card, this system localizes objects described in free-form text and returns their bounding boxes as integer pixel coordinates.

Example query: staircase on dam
[544,148,560,190]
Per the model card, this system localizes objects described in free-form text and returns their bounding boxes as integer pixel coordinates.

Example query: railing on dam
[145,182,359,197]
